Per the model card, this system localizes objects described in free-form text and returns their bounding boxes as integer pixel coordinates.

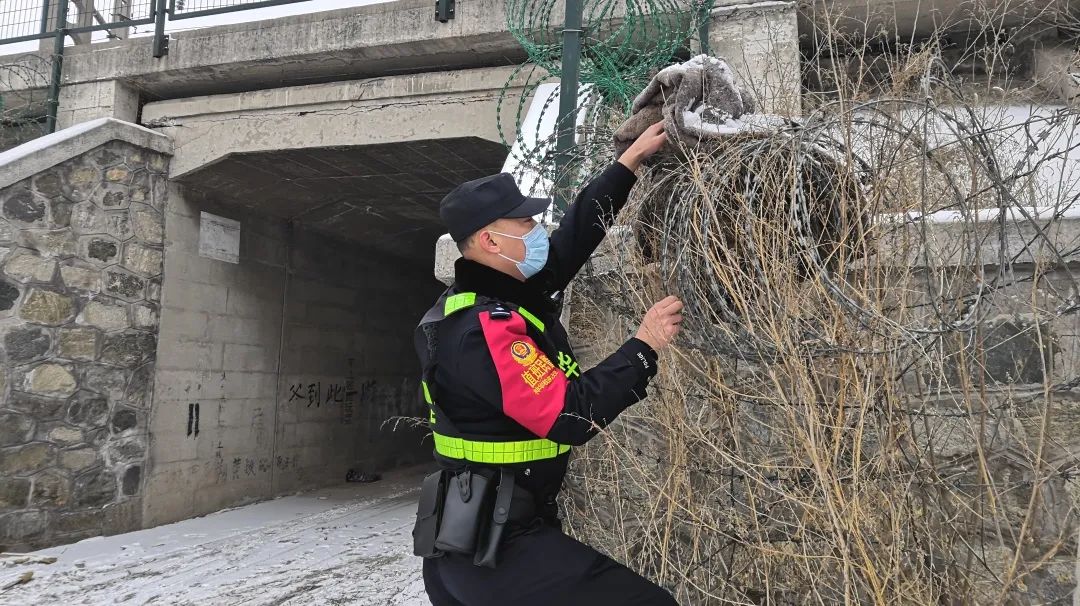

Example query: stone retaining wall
[0,139,169,551]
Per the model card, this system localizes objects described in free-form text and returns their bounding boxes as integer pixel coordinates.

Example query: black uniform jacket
[421,162,659,517]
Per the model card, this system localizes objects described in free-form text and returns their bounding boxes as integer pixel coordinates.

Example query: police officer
[414,121,683,605]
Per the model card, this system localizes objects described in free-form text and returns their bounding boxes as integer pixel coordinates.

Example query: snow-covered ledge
[0,118,173,190]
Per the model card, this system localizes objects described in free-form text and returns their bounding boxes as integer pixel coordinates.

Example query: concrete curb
[0,118,173,190]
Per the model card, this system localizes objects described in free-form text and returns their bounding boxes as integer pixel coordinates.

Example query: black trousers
[422,525,679,606]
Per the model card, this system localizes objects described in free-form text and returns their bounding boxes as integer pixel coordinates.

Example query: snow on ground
[0,465,433,606]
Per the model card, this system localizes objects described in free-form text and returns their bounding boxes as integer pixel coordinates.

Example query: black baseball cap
[439,173,551,242]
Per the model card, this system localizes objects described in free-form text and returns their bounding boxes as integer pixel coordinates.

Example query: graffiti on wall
[342,358,356,425]
[287,370,378,425]
[209,440,300,483]
[287,382,345,407]
[187,403,201,437]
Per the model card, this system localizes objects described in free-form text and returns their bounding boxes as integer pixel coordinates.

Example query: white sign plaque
[198,212,240,264]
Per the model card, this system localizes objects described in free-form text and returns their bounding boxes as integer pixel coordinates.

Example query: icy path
[1,465,432,606]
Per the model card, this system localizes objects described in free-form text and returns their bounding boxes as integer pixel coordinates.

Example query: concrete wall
[0,139,169,551]
[702,1,803,115]
[144,186,440,527]
[141,65,530,179]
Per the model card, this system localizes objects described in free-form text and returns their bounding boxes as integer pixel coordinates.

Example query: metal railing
[1,0,313,135]
[0,0,313,49]
[0,0,155,45]
[169,0,310,20]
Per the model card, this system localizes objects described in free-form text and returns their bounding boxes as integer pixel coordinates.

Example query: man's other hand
[636,295,683,352]
[618,121,668,173]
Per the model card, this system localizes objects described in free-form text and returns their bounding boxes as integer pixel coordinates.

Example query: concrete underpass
[145,137,506,525]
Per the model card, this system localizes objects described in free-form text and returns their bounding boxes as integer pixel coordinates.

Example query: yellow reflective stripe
[433,433,571,464]
[517,307,545,332]
[444,292,477,316]
[422,381,436,424]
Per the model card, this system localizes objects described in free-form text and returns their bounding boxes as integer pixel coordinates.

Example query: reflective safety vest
[414,289,573,465]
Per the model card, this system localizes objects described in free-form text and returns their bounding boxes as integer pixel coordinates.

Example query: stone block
[0,510,47,541]
[18,288,75,325]
[0,221,13,244]
[104,211,133,241]
[123,243,163,277]
[124,366,153,409]
[0,478,31,509]
[4,254,57,282]
[78,300,129,331]
[133,304,157,328]
[108,437,146,463]
[60,264,101,292]
[31,471,71,507]
[58,327,100,361]
[104,166,130,184]
[2,187,46,225]
[73,468,115,507]
[59,161,99,202]
[0,279,20,311]
[0,443,56,475]
[79,365,129,401]
[147,278,161,302]
[59,448,98,472]
[4,326,51,363]
[111,408,139,433]
[94,145,126,168]
[48,426,83,445]
[55,508,104,535]
[7,393,66,419]
[103,269,146,301]
[82,235,120,265]
[24,363,78,397]
[131,207,163,244]
[73,203,111,237]
[67,392,109,427]
[91,183,131,209]
[122,466,141,496]
[20,229,77,257]
[0,413,34,447]
[50,198,73,228]
[32,172,62,198]
[100,332,156,367]
[102,498,139,531]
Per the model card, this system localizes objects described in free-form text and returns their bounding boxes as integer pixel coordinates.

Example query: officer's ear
[475,226,502,255]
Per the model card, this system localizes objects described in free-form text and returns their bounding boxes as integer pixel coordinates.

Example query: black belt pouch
[434,470,494,555]
[412,470,446,558]
[473,468,516,569]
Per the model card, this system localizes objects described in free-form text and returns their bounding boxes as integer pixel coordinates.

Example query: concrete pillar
[57,80,140,130]
[696,0,802,116]
[71,0,95,45]
[109,0,133,40]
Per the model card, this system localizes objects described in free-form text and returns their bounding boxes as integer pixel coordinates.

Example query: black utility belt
[412,467,537,568]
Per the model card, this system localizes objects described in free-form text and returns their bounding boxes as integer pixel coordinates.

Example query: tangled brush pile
[563,51,1080,605]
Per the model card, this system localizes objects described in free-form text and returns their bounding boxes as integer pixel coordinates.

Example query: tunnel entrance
[146,137,506,522]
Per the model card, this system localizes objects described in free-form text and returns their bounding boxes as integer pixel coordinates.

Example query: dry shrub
[561,15,1080,604]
